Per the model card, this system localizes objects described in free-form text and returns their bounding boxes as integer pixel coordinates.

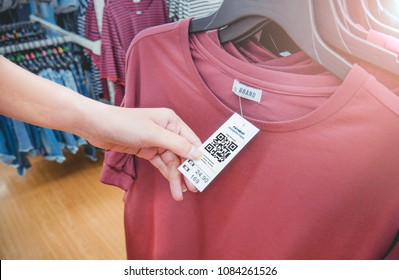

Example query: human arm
[0,55,201,200]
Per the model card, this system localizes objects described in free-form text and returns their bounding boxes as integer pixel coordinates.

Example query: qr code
[205,133,238,162]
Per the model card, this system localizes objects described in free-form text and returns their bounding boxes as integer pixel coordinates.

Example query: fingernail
[188,145,203,160]
[183,187,188,192]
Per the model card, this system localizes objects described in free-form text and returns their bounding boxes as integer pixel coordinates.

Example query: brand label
[232,80,263,103]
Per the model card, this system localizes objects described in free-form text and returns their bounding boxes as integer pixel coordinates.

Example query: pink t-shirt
[101,19,399,260]
[206,30,336,76]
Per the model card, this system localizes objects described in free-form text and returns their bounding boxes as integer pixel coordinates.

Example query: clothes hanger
[23,51,40,72]
[360,0,399,38]
[47,37,69,69]
[218,16,270,44]
[37,39,57,69]
[365,0,399,28]
[29,51,44,71]
[342,0,372,30]
[188,4,269,43]
[27,39,43,68]
[314,0,399,76]
[189,0,351,80]
[335,0,368,39]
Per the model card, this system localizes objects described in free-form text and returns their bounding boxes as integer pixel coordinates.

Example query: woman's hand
[85,106,202,201]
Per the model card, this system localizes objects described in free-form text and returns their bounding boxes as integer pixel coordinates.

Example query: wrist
[68,95,106,142]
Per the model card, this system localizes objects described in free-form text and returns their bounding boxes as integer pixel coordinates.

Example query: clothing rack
[0,35,69,55]
[0,20,36,32]
[0,15,101,55]
[29,15,101,55]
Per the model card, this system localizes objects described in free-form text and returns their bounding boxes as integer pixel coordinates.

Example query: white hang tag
[178,113,260,192]
[232,79,263,103]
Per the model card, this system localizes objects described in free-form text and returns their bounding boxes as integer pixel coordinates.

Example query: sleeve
[100,150,136,191]
[99,22,178,191]
[99,33,143,191]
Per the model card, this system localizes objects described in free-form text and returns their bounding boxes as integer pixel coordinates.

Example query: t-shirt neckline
[179,18,370,132]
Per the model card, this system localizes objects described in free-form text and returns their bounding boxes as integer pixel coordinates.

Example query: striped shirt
[83,0,101,67]
[78,0,104,101]
[100,0,169,105]
[167,0,222,21]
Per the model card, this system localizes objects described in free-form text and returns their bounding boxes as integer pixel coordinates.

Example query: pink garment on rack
[83,0,110,101]
[84,0,101,67]
[205,31,332,75]
[100,19,399,260]
[100,0,169,105]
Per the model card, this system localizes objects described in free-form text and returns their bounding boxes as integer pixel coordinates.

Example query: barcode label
[205,133,238,163]
[178,113,259,192]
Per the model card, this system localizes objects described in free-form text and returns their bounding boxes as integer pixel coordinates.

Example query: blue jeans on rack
[0,122,16,165]
[11,119,35,175]
[37,2,58,37]
[0,116,32,175]
[16,152,32,176]
[61,129,81,154]
[59,69,79,92]
[38,127,66,163]
[0,116,18,167]
[45,68,64,86]
[84,143,97,161]
[69,63,90,97]
[11,119,34,153]
[25,124,42,156]
[52,129,65,150]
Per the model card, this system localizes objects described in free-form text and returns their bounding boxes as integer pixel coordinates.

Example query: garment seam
[363,83,399,120]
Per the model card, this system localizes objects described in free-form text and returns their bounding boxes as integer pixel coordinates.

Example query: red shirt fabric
[206,30,335,76]
[100,0,169,105]
[100,19,399,260]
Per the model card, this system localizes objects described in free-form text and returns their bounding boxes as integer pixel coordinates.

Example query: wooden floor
[0,149,126,260]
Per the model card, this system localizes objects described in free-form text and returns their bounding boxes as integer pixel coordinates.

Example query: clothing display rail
[0,34,68,55]
[0,15,100,55]
[29,14,101,55]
